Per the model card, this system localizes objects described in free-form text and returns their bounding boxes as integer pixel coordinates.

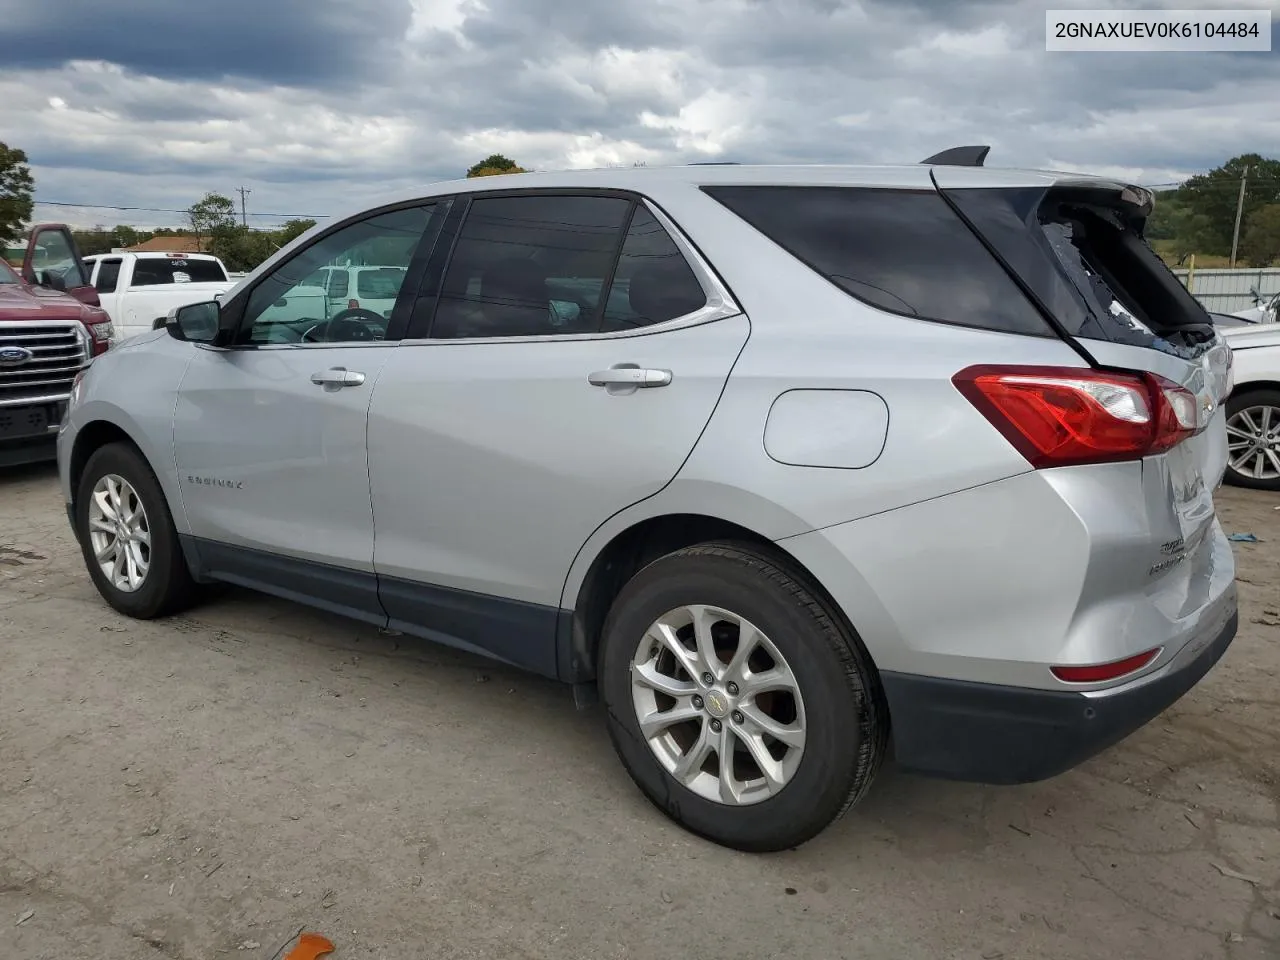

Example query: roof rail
[920,145,990,167]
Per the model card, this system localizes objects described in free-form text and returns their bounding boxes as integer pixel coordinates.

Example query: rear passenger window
[703,186,1051,337]
[602,206,707,331]
[431,195,631,339]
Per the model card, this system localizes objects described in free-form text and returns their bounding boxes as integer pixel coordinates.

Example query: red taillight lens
[953,365,1197,468]
[1051,647,1161,683]
[1150,377,1197,454]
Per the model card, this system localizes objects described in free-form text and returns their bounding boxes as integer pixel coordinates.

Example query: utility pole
[1230,166,1249,268]
[235,186,251,228]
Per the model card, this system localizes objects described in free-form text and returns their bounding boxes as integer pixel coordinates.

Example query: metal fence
[1170,267,1280,315]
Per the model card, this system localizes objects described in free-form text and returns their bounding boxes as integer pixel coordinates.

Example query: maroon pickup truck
[2,225,114,466]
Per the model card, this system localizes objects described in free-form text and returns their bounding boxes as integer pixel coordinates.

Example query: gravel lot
[1,462,1277,960]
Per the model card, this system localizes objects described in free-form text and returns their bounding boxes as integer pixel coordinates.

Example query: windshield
[0,260,18,284]
[131,258,228,286]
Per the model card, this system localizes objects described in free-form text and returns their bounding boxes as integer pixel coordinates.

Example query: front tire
[75,442,198,619]
[1224,388,1280,491]
[598,542,888,852]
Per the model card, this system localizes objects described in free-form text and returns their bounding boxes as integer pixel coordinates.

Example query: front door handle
[310,367,366,388]
[588,367,672,388]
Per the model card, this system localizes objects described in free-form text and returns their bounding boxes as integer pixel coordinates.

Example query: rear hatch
[933,170,1233,571]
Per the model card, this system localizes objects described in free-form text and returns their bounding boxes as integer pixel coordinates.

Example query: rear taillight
[953,365,1197,468]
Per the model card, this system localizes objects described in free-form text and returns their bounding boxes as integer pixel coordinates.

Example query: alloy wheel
[1227,404,1280,480]
[87,473,151,593]
[629,604,807,806]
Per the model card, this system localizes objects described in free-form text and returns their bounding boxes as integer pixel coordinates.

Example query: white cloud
[0,0,1275,230]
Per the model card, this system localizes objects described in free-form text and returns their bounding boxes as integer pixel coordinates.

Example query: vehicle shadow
[0,460,59,485]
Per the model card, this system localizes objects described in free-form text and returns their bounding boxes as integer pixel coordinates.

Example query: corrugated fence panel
[1169,268,1280,315]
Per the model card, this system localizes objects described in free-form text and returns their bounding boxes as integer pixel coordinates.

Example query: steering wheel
[302,308,386,343]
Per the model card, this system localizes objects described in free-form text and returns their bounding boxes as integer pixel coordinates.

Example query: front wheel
[75,442,199,618]
[1224,388,1280,491]
[598,542,888,852]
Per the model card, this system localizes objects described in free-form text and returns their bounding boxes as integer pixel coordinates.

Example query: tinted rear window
[703,185,1051,337]
[130,258,228,286]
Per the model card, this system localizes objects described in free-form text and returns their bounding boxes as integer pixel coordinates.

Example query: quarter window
[601,205,707,331]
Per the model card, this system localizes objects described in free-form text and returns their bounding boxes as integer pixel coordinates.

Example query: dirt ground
[0,462,1277,960]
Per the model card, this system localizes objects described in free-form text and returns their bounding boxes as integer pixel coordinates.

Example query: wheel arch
[559,508,879,688]
[67,406,186,535]
[1228,378,1280,400]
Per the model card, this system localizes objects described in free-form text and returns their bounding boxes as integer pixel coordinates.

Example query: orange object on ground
[283,932,335,960]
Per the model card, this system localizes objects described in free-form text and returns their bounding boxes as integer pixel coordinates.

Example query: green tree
[275,218,316,246]
[1241,204,1280,267]
[465,154,526,178]
[113,225,142,249]
[210,228,277,272]
[1145,192,1215,261]
[1179,154,1280,256]
[0,142,35,246]
[72,226,115,256]
[186,192,237,251]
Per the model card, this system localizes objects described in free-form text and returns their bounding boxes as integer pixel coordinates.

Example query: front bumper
[880,607,1239,784]
[0,399,66,467]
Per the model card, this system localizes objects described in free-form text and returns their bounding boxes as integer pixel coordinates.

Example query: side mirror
[167,301,221,344]
[44,269,68,292]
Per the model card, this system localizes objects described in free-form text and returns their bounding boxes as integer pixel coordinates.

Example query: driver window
[241,205,438,345]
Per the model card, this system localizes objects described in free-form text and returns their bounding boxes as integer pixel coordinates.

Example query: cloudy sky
[0,0,1276,229]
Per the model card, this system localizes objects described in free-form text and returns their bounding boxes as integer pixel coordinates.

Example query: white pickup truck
[85,251,335,341]
[83,252,238,341]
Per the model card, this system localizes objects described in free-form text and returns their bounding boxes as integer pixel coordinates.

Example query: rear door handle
[588,367,672,388]
[310,367,366,388]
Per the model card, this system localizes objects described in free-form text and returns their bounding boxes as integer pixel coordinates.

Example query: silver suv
[57,151,1239,852]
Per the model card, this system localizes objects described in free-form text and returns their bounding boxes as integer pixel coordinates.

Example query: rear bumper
[881,607,1238,784]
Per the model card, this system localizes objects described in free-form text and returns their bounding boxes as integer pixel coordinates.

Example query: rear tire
[75,442,199,619]
[598,541,888,852]
[1224,388,1280,491]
